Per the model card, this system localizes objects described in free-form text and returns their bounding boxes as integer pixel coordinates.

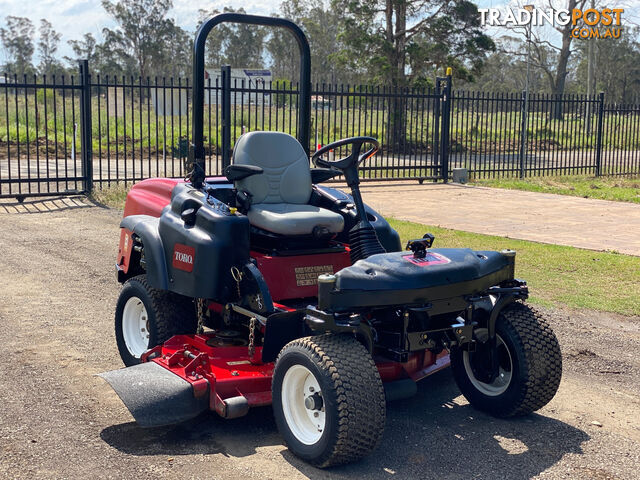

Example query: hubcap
[463,329,513,396]
[122,296,150,358]
[281,365,326,445]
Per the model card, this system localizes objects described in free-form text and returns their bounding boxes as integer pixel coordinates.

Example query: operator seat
[232,131,344,236]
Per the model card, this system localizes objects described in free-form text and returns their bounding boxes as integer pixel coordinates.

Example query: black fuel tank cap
[181,207,198,226]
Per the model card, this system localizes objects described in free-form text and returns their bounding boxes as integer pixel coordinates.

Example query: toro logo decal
[172,244,195,272]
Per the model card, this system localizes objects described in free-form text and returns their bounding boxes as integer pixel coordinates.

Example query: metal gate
[0,63,454,201]
[0,61,92,200]
[209,71,452,183]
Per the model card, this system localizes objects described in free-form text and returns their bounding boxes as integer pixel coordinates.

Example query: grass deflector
[99,13,562,468]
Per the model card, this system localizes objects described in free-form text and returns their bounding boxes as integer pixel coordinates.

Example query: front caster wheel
[272,334,386,468]
[115,275,196,367]
[451,302,562,417]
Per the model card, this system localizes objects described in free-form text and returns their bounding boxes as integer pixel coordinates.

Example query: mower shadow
[287,370,590,480]
[100,404,283,458]
[100,371,588,479]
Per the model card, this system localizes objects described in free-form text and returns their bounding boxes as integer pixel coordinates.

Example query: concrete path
[351,181,640,256]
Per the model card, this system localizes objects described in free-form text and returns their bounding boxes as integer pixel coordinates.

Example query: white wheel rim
[281,365,326,445]
[463,330,513,397]
[122,296,150,358]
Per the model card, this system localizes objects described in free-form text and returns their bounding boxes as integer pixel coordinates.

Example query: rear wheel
[272,334,386,468]
[115,275,197,367]
[451,302,562,417]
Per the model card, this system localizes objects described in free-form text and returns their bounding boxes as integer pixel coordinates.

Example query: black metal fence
[1,63,639,199]
[449,90,640,178]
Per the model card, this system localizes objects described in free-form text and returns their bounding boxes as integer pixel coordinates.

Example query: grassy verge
[389,218,640,316]
[90,183,129,209]
[472,175,640,203]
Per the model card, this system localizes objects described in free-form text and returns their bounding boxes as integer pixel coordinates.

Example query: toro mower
[99,13,562,468]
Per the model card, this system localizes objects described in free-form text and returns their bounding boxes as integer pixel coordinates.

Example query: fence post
[595,91,605,177]
[518,89,528,178]
[440,71,452,183]
[79,59,93,193]
[432,81,441,181]
[221,65,231,170]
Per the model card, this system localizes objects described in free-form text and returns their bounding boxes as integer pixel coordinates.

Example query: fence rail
[1,64,639,199]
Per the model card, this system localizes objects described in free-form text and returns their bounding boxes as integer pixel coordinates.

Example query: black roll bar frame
[190,13,312,187]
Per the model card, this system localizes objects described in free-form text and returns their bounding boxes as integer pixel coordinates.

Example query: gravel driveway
[0,196,638,480]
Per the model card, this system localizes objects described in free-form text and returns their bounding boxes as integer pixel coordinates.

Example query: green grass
[473,175,640,203]
[389,218,640,316]
[90,182,129,208]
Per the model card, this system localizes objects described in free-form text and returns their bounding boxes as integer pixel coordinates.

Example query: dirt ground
[0,196,639,480]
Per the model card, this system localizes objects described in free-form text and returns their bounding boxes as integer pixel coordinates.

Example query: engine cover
[319,248,515,312]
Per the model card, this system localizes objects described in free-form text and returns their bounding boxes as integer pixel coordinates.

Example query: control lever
[406,234,435,259]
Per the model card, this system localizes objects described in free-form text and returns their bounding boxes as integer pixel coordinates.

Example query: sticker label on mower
[403,252,451,266]
[172,244,195,272]
[294,265,333,286]
[227,360,251,366]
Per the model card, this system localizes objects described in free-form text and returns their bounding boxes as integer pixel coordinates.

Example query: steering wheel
[311,136,380,171]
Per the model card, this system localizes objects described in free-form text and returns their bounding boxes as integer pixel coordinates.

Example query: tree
[574,28,640,103]
[160,24,192,78]
[334,0,494,86]
[37,19,63,76]
[460,37,547,93]
[499,0,588,118]
[101,0,176,78]
[0,16,35,76]
[268,0,351,83]
[334,0,494,149]
[65,33,98,68]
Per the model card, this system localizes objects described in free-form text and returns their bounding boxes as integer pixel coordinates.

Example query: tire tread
[276,334,386,467]
[116,275,196,366]
[503,302,562,416]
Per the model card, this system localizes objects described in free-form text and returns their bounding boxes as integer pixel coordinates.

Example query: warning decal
[295,265,333,286]
[403,252,451,266]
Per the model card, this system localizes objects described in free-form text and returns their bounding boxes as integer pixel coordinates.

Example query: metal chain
[196,298,206,334]
[231,266,243,299]
[248,316,256,358]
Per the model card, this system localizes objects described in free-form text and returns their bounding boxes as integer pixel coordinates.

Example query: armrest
[310,168,340,184]
[224,164,264,182]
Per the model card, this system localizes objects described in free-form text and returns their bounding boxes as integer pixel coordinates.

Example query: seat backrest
[232,131,311,205]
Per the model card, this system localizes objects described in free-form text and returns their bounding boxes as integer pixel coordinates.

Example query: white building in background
[204,68,272,105]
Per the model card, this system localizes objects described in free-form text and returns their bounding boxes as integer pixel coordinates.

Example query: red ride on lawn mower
[99,13,562,468]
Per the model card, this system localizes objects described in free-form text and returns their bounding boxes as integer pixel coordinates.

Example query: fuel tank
[158,183,250,300]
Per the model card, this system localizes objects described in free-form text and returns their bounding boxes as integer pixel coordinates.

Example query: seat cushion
[247,203,344,236]
[233,132,312,204]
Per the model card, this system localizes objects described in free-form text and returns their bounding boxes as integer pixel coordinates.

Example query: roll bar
[190,13,312,187]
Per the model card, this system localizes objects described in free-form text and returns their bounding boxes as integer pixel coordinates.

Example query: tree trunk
[551,0,578,120]
[386,0,408,152]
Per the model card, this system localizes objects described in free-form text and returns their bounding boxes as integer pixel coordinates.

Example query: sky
[0,0,275,61]
[1,0,639,67]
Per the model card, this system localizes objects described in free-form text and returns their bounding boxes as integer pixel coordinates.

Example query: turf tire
[451,302,562,417]
[115,275,197,367]
[272,334,386,468]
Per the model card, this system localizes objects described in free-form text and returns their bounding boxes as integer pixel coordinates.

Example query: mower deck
[101,330,451,427]
[147,335,273,416]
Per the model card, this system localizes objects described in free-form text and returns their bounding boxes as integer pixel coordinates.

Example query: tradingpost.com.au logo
[479,7,624,39]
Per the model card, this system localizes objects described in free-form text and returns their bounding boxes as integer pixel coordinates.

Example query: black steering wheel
[311,136,380,171]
